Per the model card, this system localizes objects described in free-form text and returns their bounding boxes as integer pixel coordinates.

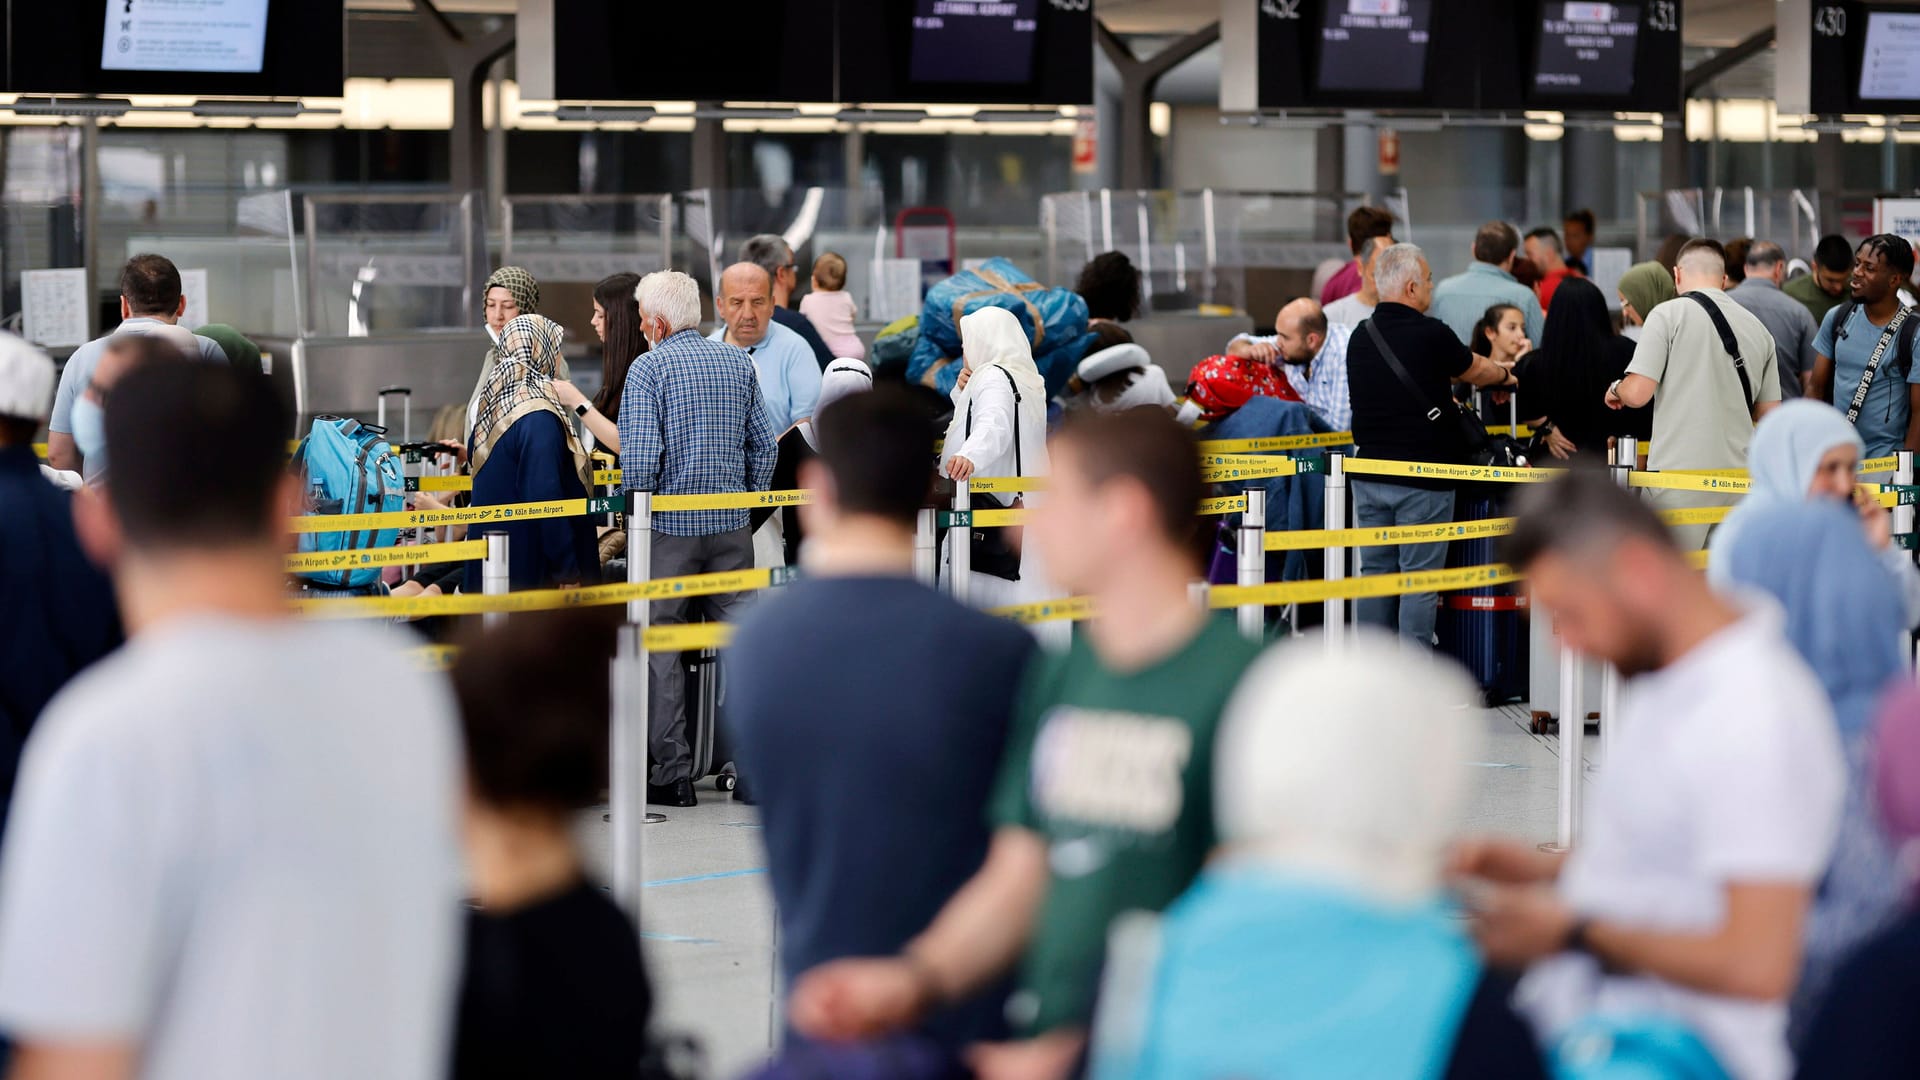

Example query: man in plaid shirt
[620,270,778,807]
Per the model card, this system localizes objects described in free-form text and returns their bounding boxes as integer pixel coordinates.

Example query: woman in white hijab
[940,307,1063,636]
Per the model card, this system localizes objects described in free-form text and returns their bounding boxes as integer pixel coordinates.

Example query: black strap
[964,366,1023,487]
[1680,292,1755,408]
[1363,318,1445,423]
[1843,306,1914,425]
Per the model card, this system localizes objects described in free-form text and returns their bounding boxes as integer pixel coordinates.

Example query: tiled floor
[577,703,1593,1080]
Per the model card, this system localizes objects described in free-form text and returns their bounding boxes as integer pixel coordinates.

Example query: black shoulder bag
[1831,303,1914,425]
[965,366,1025,582]
[1680,292,1758,409]
[1363,319,1497,466]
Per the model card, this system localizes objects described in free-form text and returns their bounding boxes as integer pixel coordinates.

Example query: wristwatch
[1566,918,1597,956]
[1606,379,1622,401]
[574,403,590,418]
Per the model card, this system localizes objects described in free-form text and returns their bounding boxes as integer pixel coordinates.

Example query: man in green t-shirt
[1785,234,1854,329]
[788,408,1263,1076]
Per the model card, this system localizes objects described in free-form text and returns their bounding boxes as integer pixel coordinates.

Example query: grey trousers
[646,527,755,784]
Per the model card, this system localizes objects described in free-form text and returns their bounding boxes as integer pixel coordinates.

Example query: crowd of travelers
[3,210,1920,1080]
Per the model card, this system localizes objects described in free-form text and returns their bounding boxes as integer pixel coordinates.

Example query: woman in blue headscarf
[1717,498,1910,1046]
[1708,399,1920,628]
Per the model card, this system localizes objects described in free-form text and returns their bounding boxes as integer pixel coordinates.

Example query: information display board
[8,1,342,96]
[1532,3,1641,98]
[1315,0,1435,94]
[909,0,1041,85]
[840,0,1093,105]
[547,0,835,102]
[1803,3,1920,115]
[100,0,270,74]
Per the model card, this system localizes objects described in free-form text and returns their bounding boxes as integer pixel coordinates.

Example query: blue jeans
[1353,480,1456,644]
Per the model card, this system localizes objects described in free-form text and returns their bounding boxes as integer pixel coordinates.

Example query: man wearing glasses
[741,233,837,370]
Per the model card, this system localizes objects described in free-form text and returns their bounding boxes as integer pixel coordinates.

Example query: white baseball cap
[0,331,55,423]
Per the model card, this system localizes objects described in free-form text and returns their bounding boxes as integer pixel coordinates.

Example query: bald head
[1274,297,1329,365]
[719,262,775,347]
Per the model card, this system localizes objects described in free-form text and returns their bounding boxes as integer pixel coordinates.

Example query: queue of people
[11,225,1920,1080]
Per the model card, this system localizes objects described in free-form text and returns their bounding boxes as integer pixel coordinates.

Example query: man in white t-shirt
[1455,471,1844,1080]
[1324,234,1392,327]
[0,363,464,1080]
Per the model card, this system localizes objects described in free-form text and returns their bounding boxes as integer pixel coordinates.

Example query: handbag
[1362,320,1500,467]
[965,366,1025,582]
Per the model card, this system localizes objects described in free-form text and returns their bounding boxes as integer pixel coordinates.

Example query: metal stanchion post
[949,480,972,605]
[613,491,656,919]
[1237,487,1267,642]
[1895,451,1914,668]
[481,531,509,629]
[914,507,938,588]
[1323,452,1348,652]
[1599,437,1636,757]
[1554,643,1584,851]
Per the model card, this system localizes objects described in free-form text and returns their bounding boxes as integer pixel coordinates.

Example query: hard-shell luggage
[684,647,737,792]
[1436,491,1529,705]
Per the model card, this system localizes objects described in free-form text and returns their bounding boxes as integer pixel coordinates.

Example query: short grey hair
[1374,243,1428,301]
[740,234,793,279]
[634,270,703,334]
[1746,240,1787,270]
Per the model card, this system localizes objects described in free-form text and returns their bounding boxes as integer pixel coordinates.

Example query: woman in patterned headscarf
[464,314,598,591]
[469,266,569,434]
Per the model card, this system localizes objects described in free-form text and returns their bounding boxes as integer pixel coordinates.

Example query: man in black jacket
[1346,243,1514,644]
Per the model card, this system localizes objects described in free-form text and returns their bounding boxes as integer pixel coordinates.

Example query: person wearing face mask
[1708,400,1920,629]
[617,271,778,808]
[44,253,225,476]
[468,266,567,439]
[68,327,198,485]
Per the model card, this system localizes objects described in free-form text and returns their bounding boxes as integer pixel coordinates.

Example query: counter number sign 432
[1262,0,1304,17]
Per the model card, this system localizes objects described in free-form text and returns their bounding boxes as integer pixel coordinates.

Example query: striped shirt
[618,329,779,537]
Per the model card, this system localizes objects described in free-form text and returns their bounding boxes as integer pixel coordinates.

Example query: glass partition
[1634,188,1822,260]
[0,199,87,344]
[118,189,300,339]
[295,192,481,338]
[501,195,674,286]
[678,186,906,322]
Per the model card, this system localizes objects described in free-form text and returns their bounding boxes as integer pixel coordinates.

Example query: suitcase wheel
[715,771,737,793]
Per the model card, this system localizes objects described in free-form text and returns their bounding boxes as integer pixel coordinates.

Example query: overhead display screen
[1533,2,1641,98]
[1315,0,1435,95]
[840,0,1093,105]
[1858,10,1920,102]
[8,1,342,96]
[910,0,1041,85]
[101,0,271,74]
[551,0,835,101]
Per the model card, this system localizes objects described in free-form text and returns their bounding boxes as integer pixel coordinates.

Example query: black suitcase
[683,648,738,792]
[1436,492,1530,705]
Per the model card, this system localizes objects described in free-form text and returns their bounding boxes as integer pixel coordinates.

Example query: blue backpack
[293,416,404,590]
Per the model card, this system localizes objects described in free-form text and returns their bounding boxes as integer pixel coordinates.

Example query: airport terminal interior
[9,1,1920,1078]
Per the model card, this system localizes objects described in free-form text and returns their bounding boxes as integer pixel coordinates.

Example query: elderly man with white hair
[1090,632,1549,1079]
[1346,242,1516,645]
[1605,237,1783,549]
[618,269,779,808]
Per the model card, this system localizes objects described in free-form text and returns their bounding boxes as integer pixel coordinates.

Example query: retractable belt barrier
[1264,504,1739,552]
[294,566,788,619]
[286,538,488,573]
[290,489,810,533]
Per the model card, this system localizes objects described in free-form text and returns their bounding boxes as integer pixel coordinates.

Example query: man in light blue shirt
[1810,234,1920,460]
[46,253,225,474]
[709,262,820,432]
[1225,296,1352,432]
[1429,222,1545,348]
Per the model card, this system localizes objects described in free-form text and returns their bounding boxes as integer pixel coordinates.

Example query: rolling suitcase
[684,647,738,792]
[1436,490,1530,705]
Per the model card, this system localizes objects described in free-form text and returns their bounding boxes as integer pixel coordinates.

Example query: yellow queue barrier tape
[1653,505,1738,527]
[408,475,473,493]
[594,469,622,486]
[1211,562,1524,608]
[1864,456,1901,473]
[989,595,1097,625]
[972,475,1047,495]
[1485,425,1536,439]
[1343,459,1563,484]
[1265,517,1517,552]
[286,538,488,573]
[644,623,734,652]
[290,497,608,533]
[1197,432,1352,453]
[293,567,779,620]
[1627,471,1751,494]
[410,645,459,671]
[1198,495,1247,515]
[973,507,1029,527]
[652,489,812,512]
[1200,456,1301,483]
